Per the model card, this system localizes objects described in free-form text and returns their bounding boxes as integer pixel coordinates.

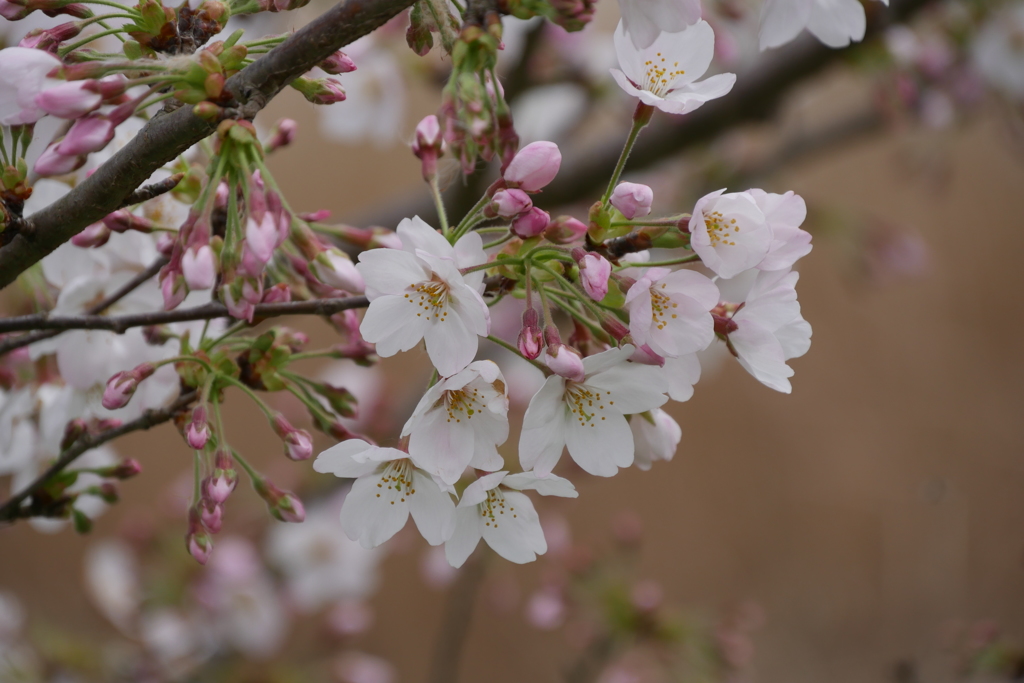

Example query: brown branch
[0,0,417,290]
[118,174,185,209]
[0,390,198,524]
[0,295,368,334]
[0,256,169,356]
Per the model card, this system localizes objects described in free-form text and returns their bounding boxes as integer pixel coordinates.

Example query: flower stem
[430,177,451,239]
[622,254,700,269]
[487,335,547,372]
[601,103,654,205]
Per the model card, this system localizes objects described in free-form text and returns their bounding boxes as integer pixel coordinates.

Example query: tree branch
[0,390,198,524]
[0,0,417,291]
[428,551,488,683]
[0,295,369,334]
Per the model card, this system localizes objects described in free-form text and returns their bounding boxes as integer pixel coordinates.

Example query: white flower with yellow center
[625,267,719,358]
[402,361,509,486]
[610,20,736,116]
[690,189,773,279]
[444,471,577,568]
[357,216,489,377]
[519,345,668,477]
[313,439,456,549]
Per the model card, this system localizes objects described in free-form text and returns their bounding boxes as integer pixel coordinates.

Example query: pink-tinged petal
[564,413,634,476]
[502,472,578,498]
[585,363,668,414]
[647,20,717,88]
[647,296,714,358]
[775,317,812,359]
[665,353,701,402]
[424,302,479,377]
[340,473,411,548]
[610,68,647,100]
[397,216,453,260]
[659,269,720,309]
[355,248,428,299]
[444,508,483,568]
[481,490,546,562]
[662,73,737,113]
[612,22,647,84]
[360,295,429,357]
[452,285,490,337]
[626,285,655,347]
[313,440,380,478]
[453,230,487,271]
[619,0,702,49]
[760,0,812,50]
[519,376,568,475]
[408,470,456,545]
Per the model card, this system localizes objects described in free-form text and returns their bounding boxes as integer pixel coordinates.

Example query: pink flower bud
[245,213,277,264]
[18,22,82,54]
[33,144,84,177]
[629,343,665,366]
[182,245,217,290]
[517,308,542,359]
[160,268,188,310]
[254,477,305,523]
[186,508,214,564]
[543,215,588,245]
[56,114,115,156]
[0,0,31,19]
[265,118,297,152]
[295,77,346,104]
[575,250,611,301]
[610,182,654,219]
[503,141,562,192]
[101,365,153,410]
[200,500,223,534]
[546,344,585,382]
[71,221,111,247]
[412,114,445,181]
[512,207,551,239]
[214,181,230,210]
[204,450,238,503]
[35,80,103,119]
[320,50,357,74]
[261,282,292,304]
[272,414,313,461]
[222,283,255,322]
[103,209,155,234]
[489,188,532,218]
[187,407,209,449]
[311,248,364,292]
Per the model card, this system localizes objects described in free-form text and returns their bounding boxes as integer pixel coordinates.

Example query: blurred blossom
[541,513,572,557]
[335,652,396,683]
[630,579,664,612]
[327,599,375,636]
[266,493,385,612]
[863,222,930,283]
[511,83,590,144]
[972,2,1024,99]
[84,539,141,632]
[0,592,24,641]
[525,585,566,629]
[420,546,460,589]
[318,36,405,146]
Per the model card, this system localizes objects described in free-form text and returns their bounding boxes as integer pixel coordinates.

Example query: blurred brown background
[3,64,1024,682]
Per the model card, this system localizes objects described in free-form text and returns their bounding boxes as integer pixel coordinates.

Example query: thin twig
[428,551,488,683]
[0,391,197,524]
[118,174,185,209]
[0,295,369,334]
[0,256,169,356]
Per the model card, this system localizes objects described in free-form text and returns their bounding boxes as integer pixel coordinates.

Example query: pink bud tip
[511,207,551,239]
[545,344,585,382]
[577,252,611,302]
[101,371,137,409]
[503,141,562,192]
[610,182,654,219]
[490,188,532,218]
[543,215,588,245]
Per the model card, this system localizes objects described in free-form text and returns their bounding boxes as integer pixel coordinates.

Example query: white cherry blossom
[618,0,703,49]
[747,189,813,271]
[715,269,812,393]
[610,20,736,116]
[357,216,489,377]
[690,189,772,279]
[630,409,682,470]
[625,267,719,358]
[519,345,668,477]
[313,439,455,549]
[402,360,509,486]
[665,352,703,402]
[444,471,577,568]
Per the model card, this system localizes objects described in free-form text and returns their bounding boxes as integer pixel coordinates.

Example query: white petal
[408,409,476,485]
[580,345,634,376]
[502,472,578,498]
[759,0,811,50]
[459,471,508,507]
[360,295,429,358]
[731,320,793,393]
[665,353,702,402]
[481,490,546,563]
[444,508,483,568]
[409,470,457,545]
[356,248,428,299]
[340,473,411,548]
[519,376,568,475]
[806,0,865,47]
[398,216,453,260]
[313,440,381,478]
[564,413,635,476]
[585,364,668,414]
[423,300,479,377]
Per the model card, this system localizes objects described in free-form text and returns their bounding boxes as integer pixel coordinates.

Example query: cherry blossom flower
[689,189,772,278]
[0,47,61,126]
[747,189,813,271]
[630,409,682,470]
[520,345,668,477]
[715,269,812,393]
[610,181,654,219]
[759,0,886,51]
[444,471,577,568]
[624,267,719,358]
[356,216,489,377]
[313,439,456,549]
[664,352,703,401]
[618,0,703,49]
[402,360,509,486]
[610,20,737,116]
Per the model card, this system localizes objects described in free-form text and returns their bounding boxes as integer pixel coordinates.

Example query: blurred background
[2,0,1024,681]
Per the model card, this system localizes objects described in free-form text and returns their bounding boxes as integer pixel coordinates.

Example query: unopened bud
[511,207,550,238]
[517,308,542,360]
[271,414,313,461]
[543,215,587,245]
[503,141,561,192]
[319,50,356,74]
[545,343,585,382]
[186,407,209,449]
[253,477,305,523]
[265,118,297,152]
